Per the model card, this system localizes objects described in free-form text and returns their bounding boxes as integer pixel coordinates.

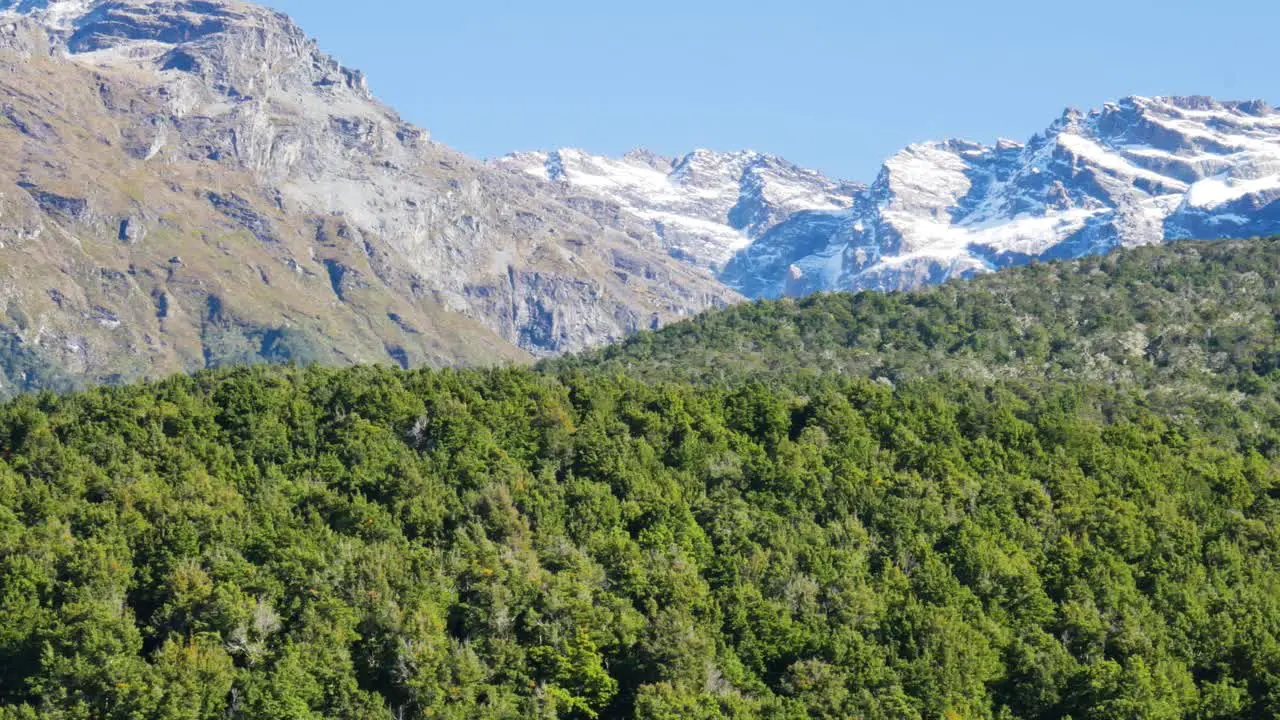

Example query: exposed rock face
[496,148,860,271]
[723,96,1280,298]
[0,0,737,395]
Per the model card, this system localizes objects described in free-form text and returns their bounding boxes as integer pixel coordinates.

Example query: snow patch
[1057,133,1190,191]
[1185,174,1280,208]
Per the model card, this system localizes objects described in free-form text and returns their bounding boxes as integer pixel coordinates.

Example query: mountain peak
[495,146,857,269]
[723,93,1280,299]
[1114,94,1275,116]
[621,147,675,170]
[13,0,374,101]
[2,0,263,33]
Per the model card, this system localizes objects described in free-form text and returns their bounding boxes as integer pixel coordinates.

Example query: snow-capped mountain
[497,148,860,270]
[724,96,1280,298]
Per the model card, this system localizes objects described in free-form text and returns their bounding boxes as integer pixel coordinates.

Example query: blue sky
[263,0,1276,181]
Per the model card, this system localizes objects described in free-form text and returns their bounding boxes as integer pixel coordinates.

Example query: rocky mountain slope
[723,96,1280,297]
[496,148,860,271]
[0,0,737,396]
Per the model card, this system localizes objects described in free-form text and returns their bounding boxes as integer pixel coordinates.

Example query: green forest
[2,239,1280,719]
[556,238,1280,395]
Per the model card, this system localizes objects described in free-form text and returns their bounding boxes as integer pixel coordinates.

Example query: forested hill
[3,237,1280,719]
[551,237,1280,398]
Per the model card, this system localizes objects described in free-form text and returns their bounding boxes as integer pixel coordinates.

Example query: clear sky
[262,0,1277,182]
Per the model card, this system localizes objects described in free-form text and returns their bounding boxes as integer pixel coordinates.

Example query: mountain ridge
[552,235,1280,402]
[495,147,861,271]
[722,94,1280,297]
[499,95,1280,301]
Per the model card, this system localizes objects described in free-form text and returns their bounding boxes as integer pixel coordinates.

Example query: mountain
[497,97,1280,302]
[5,0,1280,402]
[496,148,860,271]
[0,0,737,396]
[723,96,1280,297]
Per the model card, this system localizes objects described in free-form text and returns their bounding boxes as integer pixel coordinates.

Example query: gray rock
[17,181,88,221]
[117,215,144,242]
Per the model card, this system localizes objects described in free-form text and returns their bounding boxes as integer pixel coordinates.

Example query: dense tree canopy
[0,361,1277,719]
[553,238,1280,398]
[3,238,1280,718]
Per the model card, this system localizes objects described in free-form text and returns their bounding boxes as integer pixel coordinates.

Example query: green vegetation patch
[0,363,1276,719]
